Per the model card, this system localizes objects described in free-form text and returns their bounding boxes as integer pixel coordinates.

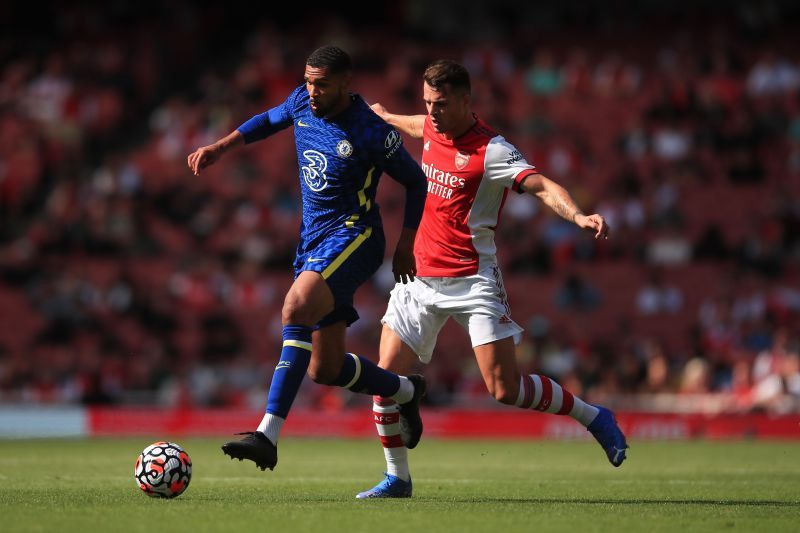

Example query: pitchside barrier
[1,406,799,439]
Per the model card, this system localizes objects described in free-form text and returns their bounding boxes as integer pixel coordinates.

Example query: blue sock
[332,353,401,397]
[266,324,312,418]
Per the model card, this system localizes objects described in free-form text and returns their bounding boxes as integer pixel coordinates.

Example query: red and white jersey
[416,114,538,277]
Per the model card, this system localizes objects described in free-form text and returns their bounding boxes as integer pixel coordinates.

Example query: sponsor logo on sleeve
[384,130,402,158]
[385,130,400,149]
[506,150,523,165]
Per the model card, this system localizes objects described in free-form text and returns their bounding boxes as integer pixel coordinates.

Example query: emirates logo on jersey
[455,150,470,170]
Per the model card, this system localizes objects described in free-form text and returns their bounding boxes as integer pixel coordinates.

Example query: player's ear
[341,70,353,88]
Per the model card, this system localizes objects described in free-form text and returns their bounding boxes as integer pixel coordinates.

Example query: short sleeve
[236,86,302,143]
[484,136,539,193]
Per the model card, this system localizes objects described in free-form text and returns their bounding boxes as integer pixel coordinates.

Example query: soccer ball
[134,441,192,499]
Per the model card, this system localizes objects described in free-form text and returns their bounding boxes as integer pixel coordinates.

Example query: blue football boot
[587,406,628,467]
[356,473,413,499]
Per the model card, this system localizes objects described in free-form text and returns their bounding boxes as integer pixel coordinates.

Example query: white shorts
[381,264,523,363]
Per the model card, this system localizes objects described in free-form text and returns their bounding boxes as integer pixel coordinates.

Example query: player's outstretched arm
[187,130,244,176]
[370,103,426,139]
[189,94,294,176]
[520,173,609,239]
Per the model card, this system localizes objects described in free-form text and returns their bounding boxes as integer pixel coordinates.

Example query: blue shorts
[294,225,385,328]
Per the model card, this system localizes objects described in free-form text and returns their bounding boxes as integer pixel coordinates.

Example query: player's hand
[187,144,223,176]
[392,230,417,284]
[392,248,416,284]
[370,103,388,120]
[575,213,609,239]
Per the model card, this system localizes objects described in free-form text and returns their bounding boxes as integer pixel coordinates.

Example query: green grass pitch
[1,437,798,532]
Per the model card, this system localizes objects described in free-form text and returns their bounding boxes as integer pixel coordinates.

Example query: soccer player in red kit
[357,60,628,498]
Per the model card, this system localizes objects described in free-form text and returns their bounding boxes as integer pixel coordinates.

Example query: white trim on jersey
[467,136,537,270]
[484,135,535,187]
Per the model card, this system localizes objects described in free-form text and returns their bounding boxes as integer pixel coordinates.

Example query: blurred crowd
[0,1,799,414]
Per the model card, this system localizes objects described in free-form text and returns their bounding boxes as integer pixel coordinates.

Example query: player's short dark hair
[424,60,471,94]
[306,45,352,74]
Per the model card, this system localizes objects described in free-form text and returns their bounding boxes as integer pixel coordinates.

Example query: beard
[309,93,333,117]
[309,86,345,117]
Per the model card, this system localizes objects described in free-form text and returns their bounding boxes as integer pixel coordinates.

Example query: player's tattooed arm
[545,187,581,221]
[520,173,609,239]
[519,173,580,219]
[370,103,426,139]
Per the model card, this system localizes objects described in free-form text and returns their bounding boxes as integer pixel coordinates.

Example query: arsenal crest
[455,150,470,170]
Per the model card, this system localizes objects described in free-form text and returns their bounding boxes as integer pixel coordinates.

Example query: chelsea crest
[337,140,353,158]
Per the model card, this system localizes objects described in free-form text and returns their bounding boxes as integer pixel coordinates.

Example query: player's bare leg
[473,337,628,467]
[357,324,422,499]
[224,273,423,471]
[222,272,333,470]
[378,324,426,449]
[307,319,421,405]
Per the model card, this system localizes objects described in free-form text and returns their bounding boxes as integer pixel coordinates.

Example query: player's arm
[187,130,244,176]
[370,103,426,139]
[187,92,295,176]
[519,173,609,239]
[381,136,428,283]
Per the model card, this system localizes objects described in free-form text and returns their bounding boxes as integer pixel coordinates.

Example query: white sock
[572,400,600,427]
[373,399,410,481]
[389,376,414,404]
[257,413,284,445]
[384,446,409,481]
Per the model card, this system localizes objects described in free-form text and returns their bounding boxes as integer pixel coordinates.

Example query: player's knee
[282,301,315,326]
[307,359,338,385]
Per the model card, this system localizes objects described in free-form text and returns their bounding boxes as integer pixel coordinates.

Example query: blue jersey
[237,85,426,249]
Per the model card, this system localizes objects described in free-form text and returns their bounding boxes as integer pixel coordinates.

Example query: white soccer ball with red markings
[134,441,192,499]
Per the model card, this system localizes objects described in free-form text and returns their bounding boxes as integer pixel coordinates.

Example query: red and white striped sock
[516,374,599,427]
[372,396,409,481]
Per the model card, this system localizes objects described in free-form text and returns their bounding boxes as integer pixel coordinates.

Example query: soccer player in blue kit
[187,46,427,471]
